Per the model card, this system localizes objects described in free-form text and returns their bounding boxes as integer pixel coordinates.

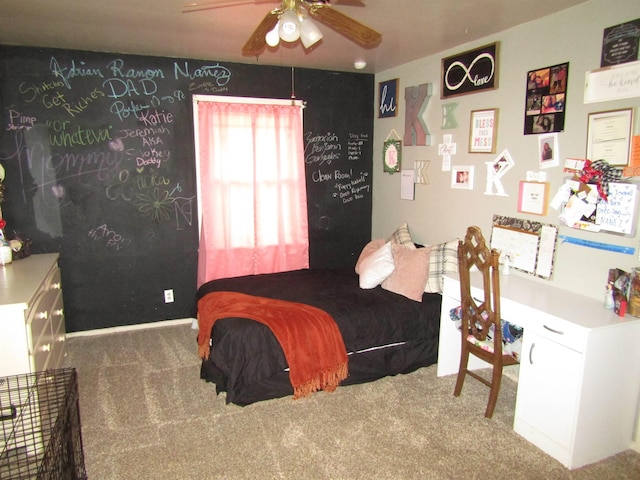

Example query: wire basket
[0,368,87,479]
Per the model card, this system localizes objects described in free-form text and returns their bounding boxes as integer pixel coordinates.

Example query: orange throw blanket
[197,291,348,399]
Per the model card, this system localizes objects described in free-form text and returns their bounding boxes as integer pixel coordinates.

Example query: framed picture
[601,19,640,67]
[469,108,498,153]
[451,165,474,189]
[378,79,399,118]
[441,43,498,98]
[538,133,559,169]
[584,62,640,103]
[586,108,633,166]
[383,138,401,173]
[524,62,569,135]
[518,181,550,216]
[491,149,514,177]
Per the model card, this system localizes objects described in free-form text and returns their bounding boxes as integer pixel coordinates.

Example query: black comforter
[197,268,441,405]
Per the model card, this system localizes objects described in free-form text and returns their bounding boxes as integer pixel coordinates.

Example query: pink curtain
[196,101,309,286]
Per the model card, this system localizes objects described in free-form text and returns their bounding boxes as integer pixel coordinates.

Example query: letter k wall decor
[404,83,432,146]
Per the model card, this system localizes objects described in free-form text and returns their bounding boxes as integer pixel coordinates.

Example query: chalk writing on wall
[305,131,371,205]
[1,45,374,331]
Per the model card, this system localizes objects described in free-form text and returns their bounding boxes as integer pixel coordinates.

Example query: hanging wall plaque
[441,43,499,98]
[383,138,402,173]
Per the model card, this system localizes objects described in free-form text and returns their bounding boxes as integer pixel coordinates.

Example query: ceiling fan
[183,0,381,56]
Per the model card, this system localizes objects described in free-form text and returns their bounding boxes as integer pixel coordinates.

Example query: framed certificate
[586,108,633,166]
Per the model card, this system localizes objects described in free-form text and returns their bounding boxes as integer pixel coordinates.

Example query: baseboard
[66,318,197,338]
[633,418,640,453]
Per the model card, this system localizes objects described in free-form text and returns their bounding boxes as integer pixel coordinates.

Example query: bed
[196,224,459,406]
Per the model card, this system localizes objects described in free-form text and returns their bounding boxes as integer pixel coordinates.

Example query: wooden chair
[453,226,518,418]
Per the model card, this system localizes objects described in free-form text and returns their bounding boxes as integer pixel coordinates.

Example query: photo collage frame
[524,62,569,135]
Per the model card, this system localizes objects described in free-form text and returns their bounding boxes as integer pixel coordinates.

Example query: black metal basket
[0,368,87,479]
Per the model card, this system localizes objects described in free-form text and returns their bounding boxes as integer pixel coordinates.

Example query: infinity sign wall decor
[441,43,499,98]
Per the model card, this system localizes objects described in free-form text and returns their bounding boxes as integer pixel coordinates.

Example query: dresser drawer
[32,335,53,372]
[26,262,65,372]
[28,298,55,373]
[50,291,66,369]
[44,266,63,294]
[516,304,588,353]
[0,254,65,376]
[26,290,53,352]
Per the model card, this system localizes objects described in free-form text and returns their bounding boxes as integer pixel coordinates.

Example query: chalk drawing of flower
[133,187,173,222]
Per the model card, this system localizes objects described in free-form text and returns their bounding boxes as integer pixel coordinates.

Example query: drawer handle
[51,282,61,290]
[54,308,64,317]
[543,324,564,335]
[40,343,51,352]
[529,342,535,365]
[37,311,48,320]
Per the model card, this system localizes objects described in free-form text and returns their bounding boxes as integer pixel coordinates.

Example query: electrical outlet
[164,289,174,303]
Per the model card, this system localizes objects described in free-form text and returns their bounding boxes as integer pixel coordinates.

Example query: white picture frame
[538,133,559,169]
[451,165,474,189]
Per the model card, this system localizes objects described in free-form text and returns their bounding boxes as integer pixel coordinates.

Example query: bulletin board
[568,182,639,235]
[490,215,559,280]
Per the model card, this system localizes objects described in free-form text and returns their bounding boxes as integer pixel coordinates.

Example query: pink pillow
[382,244,432,302]
[355,239,385,274]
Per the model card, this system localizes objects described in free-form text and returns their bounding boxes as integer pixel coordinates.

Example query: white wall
[373,0,640,301]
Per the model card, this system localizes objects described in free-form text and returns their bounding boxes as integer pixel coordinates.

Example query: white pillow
[355,239,386,274]
[358,242,395,289]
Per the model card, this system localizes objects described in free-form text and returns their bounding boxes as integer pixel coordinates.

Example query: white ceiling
[0,0,590,73]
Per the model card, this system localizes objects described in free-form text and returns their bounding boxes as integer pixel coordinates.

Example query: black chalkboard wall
[0,45,373,332]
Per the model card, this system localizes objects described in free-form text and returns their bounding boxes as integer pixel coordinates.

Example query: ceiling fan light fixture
[300,16,323,49]
[353,60,367,70]
[265,22,280,47]
[278,9,300,42]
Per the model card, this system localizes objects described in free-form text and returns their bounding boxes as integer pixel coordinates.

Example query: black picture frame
[601,18,640,67]
[378,79,398,118]
[524,62,569,135]
[441,43,498,98]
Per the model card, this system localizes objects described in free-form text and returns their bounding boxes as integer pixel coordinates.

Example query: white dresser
[0,254,66,377]
[437,272,640,469]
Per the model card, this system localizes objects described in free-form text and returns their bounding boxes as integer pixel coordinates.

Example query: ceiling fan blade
[307,0,365,5]
[242,10,280,56]
[183,0,277,13]
[307,4,381,48]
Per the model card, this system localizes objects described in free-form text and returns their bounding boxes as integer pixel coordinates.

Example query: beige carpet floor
[63,323,640,479]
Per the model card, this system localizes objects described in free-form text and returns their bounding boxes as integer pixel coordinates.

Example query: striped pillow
[387,222,416,249]
[424,238,459,293]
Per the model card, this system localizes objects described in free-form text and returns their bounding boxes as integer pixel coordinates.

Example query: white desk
[437,272,640,469]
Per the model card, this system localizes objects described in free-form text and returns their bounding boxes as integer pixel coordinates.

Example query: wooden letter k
[404,84,431,146]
